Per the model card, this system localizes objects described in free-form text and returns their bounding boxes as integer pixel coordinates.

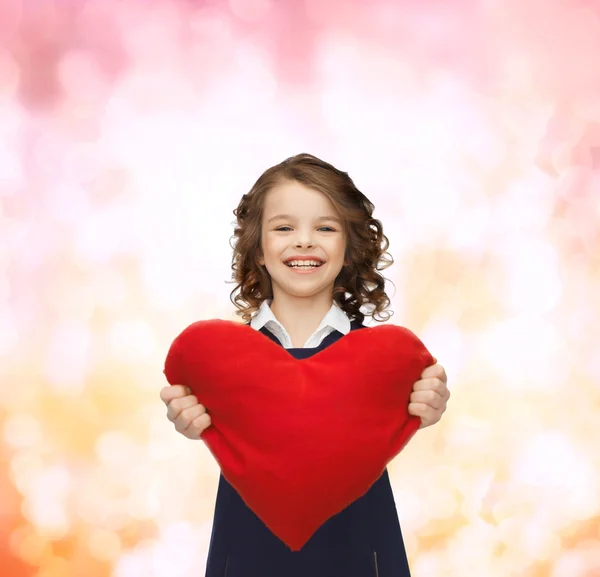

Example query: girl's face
[258,180,347,302]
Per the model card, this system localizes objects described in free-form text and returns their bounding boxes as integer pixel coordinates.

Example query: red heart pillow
[164,320,434,551]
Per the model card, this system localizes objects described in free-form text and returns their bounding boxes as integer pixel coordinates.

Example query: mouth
[283,258,325,269]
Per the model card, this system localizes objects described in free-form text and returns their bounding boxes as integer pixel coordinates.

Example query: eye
[274,226,337,232]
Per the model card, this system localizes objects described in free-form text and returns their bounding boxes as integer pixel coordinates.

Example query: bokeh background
[1,0,600,575]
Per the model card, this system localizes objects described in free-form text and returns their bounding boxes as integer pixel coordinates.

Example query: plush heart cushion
[164,319,434,551]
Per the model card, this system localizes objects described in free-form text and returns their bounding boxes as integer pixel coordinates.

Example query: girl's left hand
[408,362,450,429]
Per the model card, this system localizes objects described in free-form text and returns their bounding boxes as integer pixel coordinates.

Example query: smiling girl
[160,153,450,577]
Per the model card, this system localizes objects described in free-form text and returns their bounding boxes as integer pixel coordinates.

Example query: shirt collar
[250,300,351,336]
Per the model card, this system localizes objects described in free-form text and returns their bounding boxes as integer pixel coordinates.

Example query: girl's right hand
[159,385,212,440]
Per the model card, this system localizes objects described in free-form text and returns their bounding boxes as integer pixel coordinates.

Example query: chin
[285,283,337,299]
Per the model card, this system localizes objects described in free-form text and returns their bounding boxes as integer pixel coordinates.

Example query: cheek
[261,236,281,262]
[332,237,347,261]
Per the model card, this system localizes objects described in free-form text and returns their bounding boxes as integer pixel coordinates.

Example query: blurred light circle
[0,0,22,42]
[228,0,272,22]
[108,319,157,360]
[95,431,136,466]
[127,489,160,520]
[0,48,20,97]
[16,530,51,566]
[88,528,122,561]
[9,451,45,495]
[33,556,69,577]
[3,413,42,448]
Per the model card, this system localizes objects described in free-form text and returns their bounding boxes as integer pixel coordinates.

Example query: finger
[160,385,192,404]
[408,401,439,424]
[420,363,447,382]
[408,402,431,423]
[174,403,207,431]
[412,377,449,398]
[410,389,444,410]
[181,412,212,439]
[408,403,439,429]
[166,395,202,422]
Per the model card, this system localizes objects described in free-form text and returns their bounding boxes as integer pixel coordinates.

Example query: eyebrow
[266,214,342,224]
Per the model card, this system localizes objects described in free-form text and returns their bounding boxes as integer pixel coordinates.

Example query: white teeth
[286,259,323,268]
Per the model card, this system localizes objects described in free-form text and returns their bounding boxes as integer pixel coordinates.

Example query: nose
[294,239,315,248]
[293,228,315,248]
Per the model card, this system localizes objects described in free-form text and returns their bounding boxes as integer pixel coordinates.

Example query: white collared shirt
[250,300,351,349]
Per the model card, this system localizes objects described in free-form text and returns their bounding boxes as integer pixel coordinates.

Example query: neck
[269,290,334,347]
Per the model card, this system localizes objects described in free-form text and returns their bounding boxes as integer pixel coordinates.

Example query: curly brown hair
[228,153,394,324]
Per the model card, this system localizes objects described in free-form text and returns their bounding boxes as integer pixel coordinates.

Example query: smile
[283,258,325,274]
[285,260,323,268]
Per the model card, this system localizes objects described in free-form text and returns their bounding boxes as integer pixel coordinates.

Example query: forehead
[263,180,339,216]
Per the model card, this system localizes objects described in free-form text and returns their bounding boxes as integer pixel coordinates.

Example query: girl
[160,153,450,577]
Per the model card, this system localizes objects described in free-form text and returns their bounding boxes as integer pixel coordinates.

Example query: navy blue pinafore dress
[205,321,412,577]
